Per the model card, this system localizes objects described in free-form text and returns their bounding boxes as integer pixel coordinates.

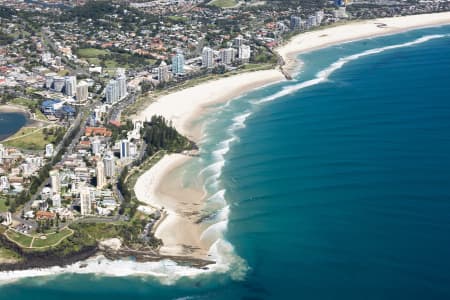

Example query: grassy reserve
[76,47,155,69]
[76,47,109,58]
[208,0,238,8]
[3,125,64,150]
[31,228,73,248]
[5,230,33,248]
[4,228,73,249]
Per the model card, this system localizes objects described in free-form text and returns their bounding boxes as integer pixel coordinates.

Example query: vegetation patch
[0,197,8,212]
[208,0,238,8]
[0,246,22,263]
[9,97,47,121]
[5,230,33,248]
[76,47,109,58]
[3,126,65,150]
[70,222,161,249]
[117,116,196,217]
[31,228,73,248]
[167,16,188,22]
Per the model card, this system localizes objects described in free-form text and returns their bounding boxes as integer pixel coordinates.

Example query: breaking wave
[257,34,447,104]
[1,33,447,286]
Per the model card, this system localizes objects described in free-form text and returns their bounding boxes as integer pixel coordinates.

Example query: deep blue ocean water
[1,25,450,299]
[0,112,27,140]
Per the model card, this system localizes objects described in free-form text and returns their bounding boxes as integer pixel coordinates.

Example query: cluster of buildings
[201,37,251,69]
[40,51,64,72]
[2,0,443,97]
[25,111,143,221]
[44,73,90,102]
[152,36,251,85]
[290,11,326,31]
[1,0,449,230]
[0,143,53,195]
[105,69,128,104]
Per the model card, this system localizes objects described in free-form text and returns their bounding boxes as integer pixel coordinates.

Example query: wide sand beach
[134,12,450,261]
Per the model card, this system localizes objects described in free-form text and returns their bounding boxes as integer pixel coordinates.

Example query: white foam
[0,253,243,286]
[200,220,228,244]
[4,34,445,286]
[206,189,227,205]
[258,34,448,104]
[231,112,251,130]
[208,239,248,281]
[199,160,225,177]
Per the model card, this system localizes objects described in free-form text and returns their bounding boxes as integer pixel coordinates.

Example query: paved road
[41,28,89,77]
[109,92,137,122]
[13,99,101,228]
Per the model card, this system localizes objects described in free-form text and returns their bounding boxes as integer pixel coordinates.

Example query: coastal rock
[99,238,122,251]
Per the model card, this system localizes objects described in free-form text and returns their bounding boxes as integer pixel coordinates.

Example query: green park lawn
[208,0,238,8]
[32,228,73,248]
[3,126,64,150]
[76,48,109,58]
[5,230,33,248]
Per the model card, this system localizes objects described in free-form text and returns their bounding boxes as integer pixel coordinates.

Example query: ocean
[0,112,27,141]
[1,25,450,299]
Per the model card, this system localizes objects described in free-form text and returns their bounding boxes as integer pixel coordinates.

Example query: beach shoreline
[1,12,449,281]
[137,70,286,142]
[277,12,450,74]
[133,11,450,263]
[0,103,48,142]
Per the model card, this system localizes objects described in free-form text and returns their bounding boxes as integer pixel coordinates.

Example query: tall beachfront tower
[290,15,302,30]
[117,74,128,100]
[202,47,214,69]
[158,61,170,83]
[49,169,60,195]
[238,45,251,63]
[172,51,185,75]
[53,76,65,92]
[96,161,106,189]
[220,48,236,65]
[106,73,127,104]
[106,79,119,104]
[103,152,115,178]
[0,144,4,164]
[64,76,77,97]
[76,81,89,102]
[80,185,94,215]
[120,139,129,159]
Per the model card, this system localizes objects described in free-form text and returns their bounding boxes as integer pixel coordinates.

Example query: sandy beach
[134,12,450,261]
[0,104,30,114]
[135,154,211,259]
[137,70,285,142]
[278,12,450,73]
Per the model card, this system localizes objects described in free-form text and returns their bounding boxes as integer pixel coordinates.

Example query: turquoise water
[1,25,450,299]
[0,112,27,140]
